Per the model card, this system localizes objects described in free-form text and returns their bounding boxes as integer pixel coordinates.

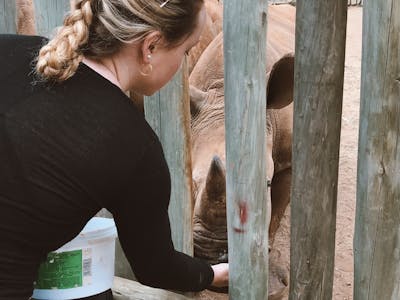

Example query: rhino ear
[266,54,295,109]
[205,155,226,201]
[189,85,207,117]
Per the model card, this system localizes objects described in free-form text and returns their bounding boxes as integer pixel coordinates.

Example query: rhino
[189,4,295,299]
[15,0,36,35]
[187,0,222,73]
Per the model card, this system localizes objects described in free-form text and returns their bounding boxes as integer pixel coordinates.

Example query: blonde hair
[36,0,204,82]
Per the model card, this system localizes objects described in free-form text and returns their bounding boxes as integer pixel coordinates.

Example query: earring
[147,54,151,60]
[140,63,153,76]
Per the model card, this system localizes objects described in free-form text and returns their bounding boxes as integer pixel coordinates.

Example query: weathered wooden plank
[144,59,194,256]
[223,0,269,299]
[112,277,192,300]
[289,1,347,299]
[0,0,16,34]
[354,0,400,299]
[33,0,69,37]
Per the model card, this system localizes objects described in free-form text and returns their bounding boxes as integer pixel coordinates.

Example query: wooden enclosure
[290,1,347,299]
[1,0,399,299]
[354,0,400,299]
[223,0,269,299]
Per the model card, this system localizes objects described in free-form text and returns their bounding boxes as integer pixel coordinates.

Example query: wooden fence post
[33,0,69,37]
[354,0,400,299]
[0,0,16,34]
[224,0,269,298]
[289,1,347,299]
[144,59,194,256]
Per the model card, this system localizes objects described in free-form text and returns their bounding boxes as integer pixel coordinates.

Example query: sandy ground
[198,6,362,300]
[332,6,362,300]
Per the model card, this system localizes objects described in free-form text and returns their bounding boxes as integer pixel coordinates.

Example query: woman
[0,0,229,299]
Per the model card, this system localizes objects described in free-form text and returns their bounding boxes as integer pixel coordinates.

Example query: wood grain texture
[289,1,347,299]
[112,277,192,300]
[354,0,400,299]
[0,0,16,34]
[144,59,194,256]
[223,1,269,299]
[33,0,69,37]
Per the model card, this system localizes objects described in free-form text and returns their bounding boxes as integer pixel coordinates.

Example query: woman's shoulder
[62,64,153,139]
[0,34,47,57]
[0,33,46,43]
[0,34,46,82]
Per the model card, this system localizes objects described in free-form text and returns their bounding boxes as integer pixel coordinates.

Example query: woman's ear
[140,31,163,63]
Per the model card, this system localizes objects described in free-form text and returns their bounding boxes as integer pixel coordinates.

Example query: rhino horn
[196,155,227,226]
[205,155,226,201]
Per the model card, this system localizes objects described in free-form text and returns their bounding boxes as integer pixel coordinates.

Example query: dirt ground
[332,6,362,300]
[198,6,362,300]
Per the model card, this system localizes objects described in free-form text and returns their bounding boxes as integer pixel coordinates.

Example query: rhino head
[189,5,296,298]
[190,56,294,298]
[190,52,295,254]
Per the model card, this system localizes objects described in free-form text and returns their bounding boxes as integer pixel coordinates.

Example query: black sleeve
[108,139,214,292]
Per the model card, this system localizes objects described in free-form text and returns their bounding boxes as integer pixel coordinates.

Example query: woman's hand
[211,263,229,287]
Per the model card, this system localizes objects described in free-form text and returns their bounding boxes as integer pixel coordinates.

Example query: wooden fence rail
[0,0,16,33]
[354,0,400,299]
[144,60,193,257]
[289,1,347,299]
[223,0,269,299]
[33,0,69,37]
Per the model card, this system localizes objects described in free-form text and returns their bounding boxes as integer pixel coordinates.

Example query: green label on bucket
[34,250,83,289]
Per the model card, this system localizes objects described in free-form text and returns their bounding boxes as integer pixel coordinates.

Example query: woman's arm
[108,138,218,292]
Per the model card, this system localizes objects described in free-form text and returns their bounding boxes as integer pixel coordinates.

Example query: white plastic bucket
[33,217,117,300]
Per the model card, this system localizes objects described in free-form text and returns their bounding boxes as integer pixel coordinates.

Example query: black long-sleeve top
[0,34,213,300]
